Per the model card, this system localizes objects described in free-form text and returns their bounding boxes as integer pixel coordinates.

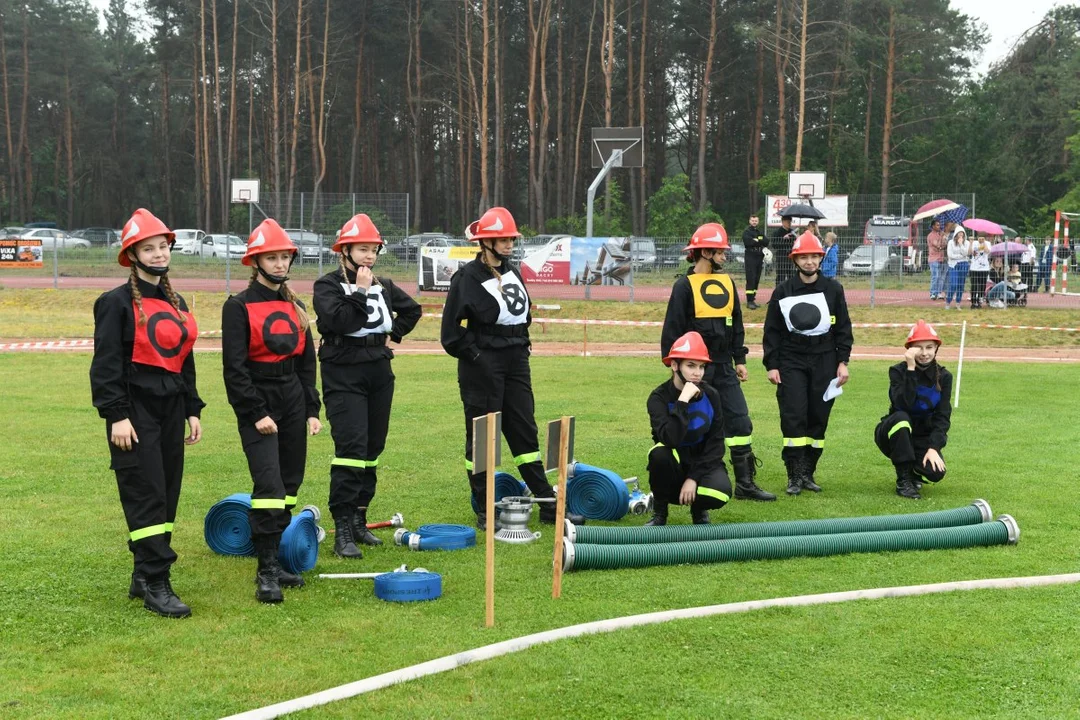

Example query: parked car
[199,234,245,260]
[283,228,331,264]
[863,215,921,273]
[386,233,455,261]
[842,244,903,275]
[630,237,657,267]
[71,227,119,247]
[20,227,90,250]
[172,229,207,255]
[1,226,26,238]
[656,241,685,267]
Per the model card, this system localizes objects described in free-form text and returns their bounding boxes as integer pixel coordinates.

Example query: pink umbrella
[913,199,959,222]
[963,218,1004,236]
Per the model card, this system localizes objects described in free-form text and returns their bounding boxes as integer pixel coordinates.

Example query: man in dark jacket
[742,214,767,310]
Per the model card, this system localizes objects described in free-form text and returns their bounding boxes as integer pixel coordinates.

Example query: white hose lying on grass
[220,573,1080,720]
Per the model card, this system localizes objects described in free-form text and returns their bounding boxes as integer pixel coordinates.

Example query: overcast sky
[88,0,1064,78]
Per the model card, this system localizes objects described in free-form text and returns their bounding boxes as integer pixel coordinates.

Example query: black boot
[747,298,759,310]
[645,502,668,526]
[277,566,305,588]
[352,507,384,546]
[128,571,146,600]
[333,514,363,559]
[475,511,488,530]
[785,455,802,496]
[732,452,776,501]
[895,464,922,500]
[142,574,192,618]
[255,546,284,604]
[803,448,823,492]
[539,503,586,526]
[690,505,710,525]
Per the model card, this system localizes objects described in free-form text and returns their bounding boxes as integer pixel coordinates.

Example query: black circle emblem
[263,311,299,355]
[146,311,189,358]
[788,302,823,331]
[503,284,527,316]
[363,296,387,330]
[699,279,731,310]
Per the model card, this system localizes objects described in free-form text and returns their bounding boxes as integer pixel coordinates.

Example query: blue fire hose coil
[394,524,477,551]
[470,472,529,513]
[566,463,630,521]
[278,507,321,574]
[204,493,257,557]
[373,571,443,602]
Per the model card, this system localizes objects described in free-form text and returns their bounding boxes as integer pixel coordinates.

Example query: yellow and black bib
[688,273,735,320]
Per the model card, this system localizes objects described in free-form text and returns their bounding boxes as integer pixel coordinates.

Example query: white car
[20,228,90,250]
[173,229,207,255]
[199,234,245,260]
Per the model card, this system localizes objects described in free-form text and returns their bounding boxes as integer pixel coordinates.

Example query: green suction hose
[562,515,1018,572]
[566,500,993,545]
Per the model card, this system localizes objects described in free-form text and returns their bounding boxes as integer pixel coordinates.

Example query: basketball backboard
[231,178,260,204]
[591,127,644,168]
[787,171,826,200]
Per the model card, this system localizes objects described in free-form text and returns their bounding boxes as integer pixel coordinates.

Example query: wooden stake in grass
[550,415,573,599]
[472,412,501,628]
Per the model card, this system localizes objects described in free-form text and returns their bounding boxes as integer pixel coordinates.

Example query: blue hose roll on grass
[470,472,528,513]
[204,493,257,557]
[279,507,321,574]
[395,524,477,551]
[373,571,443,602]
[566,463,630,521]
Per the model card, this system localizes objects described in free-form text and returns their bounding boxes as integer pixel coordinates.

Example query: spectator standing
[968,235,992,309]
[820,232,839,279]
[926,220,947,300]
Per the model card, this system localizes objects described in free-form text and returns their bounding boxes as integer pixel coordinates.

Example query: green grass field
[1,352,1079,718]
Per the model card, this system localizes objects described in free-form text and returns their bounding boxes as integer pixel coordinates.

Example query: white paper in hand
[823,378,844,402]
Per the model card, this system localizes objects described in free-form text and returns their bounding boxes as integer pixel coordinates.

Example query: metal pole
[586,149,623,239]
[225,233,231,294]
[300,192,305,230]
[869,243,876,308]
[52,238,58,290]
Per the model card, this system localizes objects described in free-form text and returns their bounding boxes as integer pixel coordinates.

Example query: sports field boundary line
[220,573,1080,720]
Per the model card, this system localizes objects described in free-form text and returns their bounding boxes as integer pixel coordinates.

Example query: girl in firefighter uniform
[440,206,584,528]
[645,331,732,526]
[762,232,853,496]
[90,208,203,619]
[874,320,952,500]
[661,223,776,503]
[222,219,321,603]
[313,214,421,560]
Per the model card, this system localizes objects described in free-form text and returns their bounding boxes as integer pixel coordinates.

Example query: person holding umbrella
[774,203,824,288]
[926,220,947,300]
[938,206,970,310]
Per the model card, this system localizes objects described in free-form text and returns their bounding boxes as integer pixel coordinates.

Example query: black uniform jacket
[762,274,853,371]
[885,361,952,451]
[313,268,422,364]
[440,256,533,360]
[648,379,726,478]
[771,226,796,259]
[221,281,321,425]
[742,225,767,253]
[661,268,748,365]
[90,278,205,423]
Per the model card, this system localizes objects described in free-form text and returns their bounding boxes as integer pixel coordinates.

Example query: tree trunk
[493,1,503,208]
[17,5,31,218]
[199,0,212,229]
[570,0,598,217]
[527,0,538,228]
[601,0,615,221]
[637,0,648,231]
[407,0,422,230]
[454,9,466,225]
[64,68,74,227]
[774,0,787,169]
[162,62,174,225]
[225,0,239,203]
[555,0,564,219]
[312,0,330,221]
[537,0,553,230]
[350,28,363,194]
[478,0,491,213]
[861,67,874,194]
[286,0,303,227]
[0,11,14,221]
[752,36,764,211]
[271,0,281,194]
[211,0,226,227]
[793,0,808,171]
[696,0,717,212]
[626,0,637,234]
[880,6,896,212]
[193,43,204,227]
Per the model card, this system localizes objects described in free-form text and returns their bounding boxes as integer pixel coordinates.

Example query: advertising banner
[418,245,476,291]
[569,237,633,286]
[0,238,43,268]
[519,236,572,284]
[766,195,849,228]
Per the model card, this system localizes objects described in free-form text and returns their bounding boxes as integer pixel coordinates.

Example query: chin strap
[797,266,819,278]
[256,254,295,285]
[481,241,512,266]
[133,259,169,277]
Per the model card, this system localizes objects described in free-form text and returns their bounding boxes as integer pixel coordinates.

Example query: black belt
[324,334,388,347]
[470,324,528,337]
[246,359,296,377]
[788,332,834,347]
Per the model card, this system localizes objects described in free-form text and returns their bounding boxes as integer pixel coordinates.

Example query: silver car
[842,245,903,275]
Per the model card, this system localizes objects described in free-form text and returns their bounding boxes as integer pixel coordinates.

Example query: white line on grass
[220,573,1080,720]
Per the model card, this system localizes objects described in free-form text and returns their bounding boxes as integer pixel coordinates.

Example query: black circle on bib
[146,311,188,358]
[263,310,300,355]
[788,302,823,331]
[363,298,386,330]
[699,279,731,310]
[503,284,527,316]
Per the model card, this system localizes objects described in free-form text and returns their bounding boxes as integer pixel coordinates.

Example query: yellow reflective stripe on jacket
[465,459,474,472]
[696,486,730,503]
[331,458,366,468]
[130,523,169,542]
[251,498,287,510]
[513,451,541,466]
[284,495,298,506]
[365,458,379,468]
[783,437,811,447]
[888,421,912,438]
[649,442,680,464]
[163,522,174,533]
[810,438,825,449]
[830,315,836,324]
[725,435,752,448]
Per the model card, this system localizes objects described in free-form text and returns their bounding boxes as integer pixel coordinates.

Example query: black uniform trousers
[776,348,837,467]
[647,445,731,512]
[323,358,395,517]
[239,374,308,539]
[703,360,753,458]
[874,411,946,482]
[458,345,553,505]
[745,252,764,300]
[107,389,185,579]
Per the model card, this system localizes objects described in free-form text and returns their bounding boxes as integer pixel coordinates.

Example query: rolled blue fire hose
[566,463,630,521]
[394,524,477,551]
[373,571,443,602]
[204,494,323,572]
[470,472,529,513]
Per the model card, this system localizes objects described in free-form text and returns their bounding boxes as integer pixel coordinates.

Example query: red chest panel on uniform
[131,297,198,373]
[246,300,306,362]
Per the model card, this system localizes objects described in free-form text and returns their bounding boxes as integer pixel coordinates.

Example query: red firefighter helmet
[117,208,175,267]
[789,231,826,258]
[682,223,730,253]
[333,213,383,252]
[905,319,942,347]
[242,218,297,266]
[663,331,712,366]
[466,206,522,241]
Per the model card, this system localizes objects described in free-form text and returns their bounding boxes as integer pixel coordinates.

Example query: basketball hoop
[231,178,260,205]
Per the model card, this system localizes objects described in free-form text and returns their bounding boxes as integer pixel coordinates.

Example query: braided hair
[129,263,184,327]
[480,242,506,295]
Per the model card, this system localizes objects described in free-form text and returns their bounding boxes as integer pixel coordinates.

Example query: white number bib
[480,271,529,326]
[340,283,393,336]
[778,293,831,336]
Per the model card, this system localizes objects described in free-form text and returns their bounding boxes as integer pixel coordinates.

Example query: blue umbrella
[935,204,969,227]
